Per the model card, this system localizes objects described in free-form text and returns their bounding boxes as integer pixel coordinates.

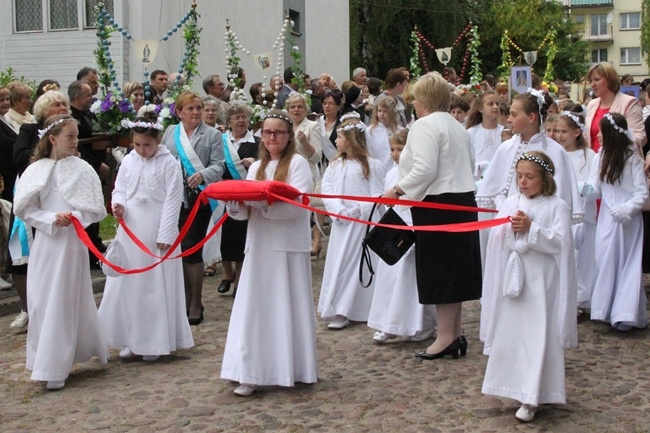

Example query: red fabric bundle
[200,180,306,204]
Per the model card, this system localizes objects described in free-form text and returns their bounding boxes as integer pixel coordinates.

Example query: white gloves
[338,206,361,223]
[226,200,240,215]
[610,206,632,224]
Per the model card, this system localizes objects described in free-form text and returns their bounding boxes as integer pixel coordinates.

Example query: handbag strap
[358,200,380,288]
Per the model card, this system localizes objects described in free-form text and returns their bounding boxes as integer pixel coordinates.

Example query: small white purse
[101,239,128,278]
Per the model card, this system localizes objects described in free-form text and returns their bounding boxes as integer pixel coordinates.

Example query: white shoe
[0,277,12,290]
[119,347,134,358]
[515,404,538,422]
[142,355,160,362]
[614,322,633,332]
[373,331,397,342]
[410,328,436,342]
[10,311,28,329]
[234,384,257,396]
[327,316,349,330]
[46,380,65,390]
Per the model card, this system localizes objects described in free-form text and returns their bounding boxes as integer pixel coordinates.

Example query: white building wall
[0,0,350,96]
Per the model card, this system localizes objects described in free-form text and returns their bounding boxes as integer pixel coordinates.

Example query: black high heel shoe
[415,340,460,360]
[457,335,468,357]
[188,306,204,326]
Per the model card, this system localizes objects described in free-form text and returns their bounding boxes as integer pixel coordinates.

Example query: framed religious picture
[510,65,532,97]
[620,85,640,99]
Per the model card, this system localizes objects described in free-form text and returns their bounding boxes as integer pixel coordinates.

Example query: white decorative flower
[159,107,171,118]
[90,100,102,114]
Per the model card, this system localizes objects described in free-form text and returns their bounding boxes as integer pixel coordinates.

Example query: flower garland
[224,20,248,104]
[468,25,483,85]
[542,30,557,84]
[409,30,422,79]
[498,31,514,79]
[498,29,557,82]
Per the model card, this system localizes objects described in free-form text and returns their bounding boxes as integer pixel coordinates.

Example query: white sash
[176,123,206,175]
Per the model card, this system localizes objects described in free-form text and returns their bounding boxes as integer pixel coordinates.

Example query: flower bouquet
[90,91,135,135]
[152,97,179,131]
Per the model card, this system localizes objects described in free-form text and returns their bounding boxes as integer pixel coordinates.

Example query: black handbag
[359,201,416,288]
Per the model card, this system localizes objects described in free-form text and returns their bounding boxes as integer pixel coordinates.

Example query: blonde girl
[466,90,503,180]
[319,118,384,329]
[13,114,107,390]
[556,107,597,308]
[367,128,436,342]
[367,97,403,176]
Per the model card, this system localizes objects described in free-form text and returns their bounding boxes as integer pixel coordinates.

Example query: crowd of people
[0,60,649,422]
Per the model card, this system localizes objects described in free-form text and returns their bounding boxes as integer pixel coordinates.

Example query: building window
[575,15,585,24]
[620,47,641,65]
[50,0,78,30]
[592,48,608,63]
[590,14,608,37]
[620,12,641,30]
[85,0,113,28]
[14,0,114,33]
[15,0,43,32]
[288,9,301,36]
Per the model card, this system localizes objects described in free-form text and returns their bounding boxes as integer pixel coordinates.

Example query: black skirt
[410,192,482,305]
[178,205,213,263]
[220,216,248,262]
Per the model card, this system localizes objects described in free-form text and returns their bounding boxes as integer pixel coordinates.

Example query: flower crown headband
[337,121,367,134]
[265,112,292,124]
[340,112,361,122]
[603,113,635,141]
[560,111,585,133]
[518,153,554,175]
[120,118,164,131]
[37,118,69,139]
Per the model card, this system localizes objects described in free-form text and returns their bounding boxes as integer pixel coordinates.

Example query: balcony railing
[585,33,614,42]
[570,0,613,7]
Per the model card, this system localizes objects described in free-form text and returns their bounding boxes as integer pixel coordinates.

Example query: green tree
[642,0,650,70]
[473,0,590,81]
[349,0,474,80]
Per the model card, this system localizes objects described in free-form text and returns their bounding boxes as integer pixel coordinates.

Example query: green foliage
[350,0,472,80]
[476,0,590,81]
[642,0,650,70]
[0,67,36,93]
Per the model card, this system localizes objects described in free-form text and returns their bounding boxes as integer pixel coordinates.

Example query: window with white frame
[590,14,608,37]
[620,48,641,65]
[620,12,641,30]
[592,48,608,63]
[15,0,43,32]
[14,0,114,33]
[50,0,78,30]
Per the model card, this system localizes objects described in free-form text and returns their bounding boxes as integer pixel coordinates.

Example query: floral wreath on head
[120,118,164,131]
[37,118,70,139]
[560,111,585,133]
[339,111,361,123]
[517,152,554,175]
[603,113,635,141]
[337,121,367,134]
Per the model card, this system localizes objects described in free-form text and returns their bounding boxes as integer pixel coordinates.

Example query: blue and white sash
[174,124,217,211]
[221,132,248,180]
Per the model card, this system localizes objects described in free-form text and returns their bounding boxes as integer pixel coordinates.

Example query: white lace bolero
[112,145,183,245]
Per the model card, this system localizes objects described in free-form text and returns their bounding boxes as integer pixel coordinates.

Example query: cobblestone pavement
[1,248,650,433]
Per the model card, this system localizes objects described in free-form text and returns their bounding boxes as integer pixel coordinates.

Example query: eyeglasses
[230,114,249,121]
[261,130,288,138]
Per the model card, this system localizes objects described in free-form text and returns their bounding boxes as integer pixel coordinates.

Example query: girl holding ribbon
[98,114,194,362]
[13,114,108,390]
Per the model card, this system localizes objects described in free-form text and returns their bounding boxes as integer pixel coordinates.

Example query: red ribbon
[71,187,509,274]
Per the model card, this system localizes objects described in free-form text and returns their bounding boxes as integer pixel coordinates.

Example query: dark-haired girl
[13,114,107,390]
[587,112,649,331]
[98,116,194,361]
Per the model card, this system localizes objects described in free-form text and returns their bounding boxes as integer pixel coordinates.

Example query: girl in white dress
[466,90,503,181]
[366,97,402,176]
[319,118,384,329]
[586,113,648,331]
[367,129,436,342]
[556,107,597,308]
[221,109,317,397]
[481,151,578,423]
[98,116,194,361]
[13,115,108,390]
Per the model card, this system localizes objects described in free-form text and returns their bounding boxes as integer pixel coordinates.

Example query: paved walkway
[1,249,649,432]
